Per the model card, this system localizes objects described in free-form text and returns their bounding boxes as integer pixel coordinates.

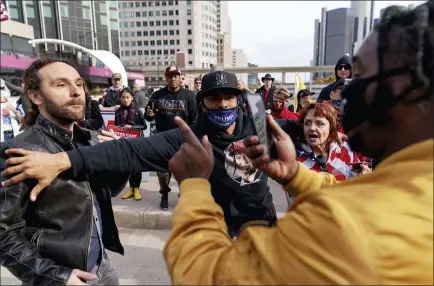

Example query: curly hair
[20,57,78,130]
[298,102,339,153]
[375,0,433,96]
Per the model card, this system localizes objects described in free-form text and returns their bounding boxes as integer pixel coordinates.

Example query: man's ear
[27,90,43,106]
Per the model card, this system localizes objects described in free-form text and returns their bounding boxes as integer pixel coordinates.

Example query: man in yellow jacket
[163,2,433,285]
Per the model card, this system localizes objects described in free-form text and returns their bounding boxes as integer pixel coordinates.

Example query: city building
[247,63,260,87]
[232,48,247,84]
[216,0,232,68]
[0,0,146,87]
[351,1,372,54]
[118,0,227,78]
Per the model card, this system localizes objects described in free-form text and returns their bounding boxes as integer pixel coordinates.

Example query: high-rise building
[351,1,372,54]
[2,0,120,56]
[118,0,226,71]
[216,0,232,68]
[232,48,247,84]
[247,63,260,87]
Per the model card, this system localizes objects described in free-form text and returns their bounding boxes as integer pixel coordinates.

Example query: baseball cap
[112,73,122,80]
[332,78,352,91]
[297,89,315,97]
[164,66,181,76]
[200,71,242,97]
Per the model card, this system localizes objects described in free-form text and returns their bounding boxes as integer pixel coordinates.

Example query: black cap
[164,66,181,76]
[261,73,275,83]
[200,71,242,96]
[332,78,352,91]
[297,89,315,97]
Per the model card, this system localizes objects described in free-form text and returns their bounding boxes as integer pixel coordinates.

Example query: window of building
[150,40,155,46]
[121,51,124,56]
[176,30,179,35]
[156,30,162,36]
[125,51,130,56]
[157,50,162,55]
[163,20,167,26]
[120,42,124,47]
[188,61,193,65]
[142,1,147,7]
[101,15,107,26]
[111,20,119,30]
[155,1,160,6]
[169,20,174,26]
[145,50,149,55]
[144,41,149,46]
[187,0,191,6]
[143,21,147,26]
[163,50,168,55]
[136,21,141,27]
[149,11,153,16]
[169,30,174,36]
[151,50,156,55]
[150,31,155,36]
[142,11,147,17]
[168,0,173,5]
[122,22,128,28]
[137,31,142,36]
[144,31,148,36]
[175,10,179,15]
[148,1,153,6]
[156,21,161,26]
[109,10,117,19]
[132,51,137,56]
[131,41,136,47]
[128,21,134,27]
[188,49,192,54]
[163,30,168,36]
[155,11,160,16]
[176,40,180,45]
[162,10,167,16]
[187,19,191,25]
[60,5,68,17]
[176,20,179,25]
[128,2,134,7]
[176,49,180,52]
[162,1,167,6]
[138,50,143,55]
[169,10,174,16]
[170,49,175,55]
[188,39,192,45]
[175,1,178,4]
[43,6,52,17]
[170,40,175,45]
[135,1,141,7]
[149,21,154,26]
[138,41,142,46]
[157,40,162,45]
[125,41,130,47]
[188,29,192,35]
[163,40,168,45]
[122,2,127,8]
[136,12,141,17]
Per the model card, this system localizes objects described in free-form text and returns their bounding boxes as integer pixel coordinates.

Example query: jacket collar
[36,115,91,144]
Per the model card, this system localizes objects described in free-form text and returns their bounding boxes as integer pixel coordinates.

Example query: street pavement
[0,228,171,285]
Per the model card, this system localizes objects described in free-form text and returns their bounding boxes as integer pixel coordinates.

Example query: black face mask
[341,65,422,153]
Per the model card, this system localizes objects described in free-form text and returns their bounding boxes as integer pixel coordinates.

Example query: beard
[45,97,85,124]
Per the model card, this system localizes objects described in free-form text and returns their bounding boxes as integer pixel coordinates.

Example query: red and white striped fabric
[296,141,360,181]
[0,0,9,22]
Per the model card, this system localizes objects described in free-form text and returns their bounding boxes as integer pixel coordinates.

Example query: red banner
[106,120,142,139]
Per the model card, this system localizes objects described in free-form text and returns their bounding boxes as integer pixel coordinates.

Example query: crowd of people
[0,1,433,285]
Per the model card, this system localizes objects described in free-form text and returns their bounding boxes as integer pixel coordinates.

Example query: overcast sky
[227,0,426,82]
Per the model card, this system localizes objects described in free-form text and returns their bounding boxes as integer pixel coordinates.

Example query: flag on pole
[293,73,306,112]
[0,0,9,22]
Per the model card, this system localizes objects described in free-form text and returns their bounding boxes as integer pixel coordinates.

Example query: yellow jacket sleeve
[163,178,378,285]
[284,163,338,196]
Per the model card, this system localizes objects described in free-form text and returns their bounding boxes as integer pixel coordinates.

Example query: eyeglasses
[338,65,351,71]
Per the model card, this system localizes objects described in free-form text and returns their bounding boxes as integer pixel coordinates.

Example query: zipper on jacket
[70,143,93,272]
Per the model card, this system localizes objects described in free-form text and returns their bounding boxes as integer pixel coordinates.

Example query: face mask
[330,99,344,110]
[341,65,419,152]
[207,108,238,130]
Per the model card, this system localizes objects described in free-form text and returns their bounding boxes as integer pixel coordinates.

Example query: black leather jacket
[255,85,277,110]
[0,116,129,286]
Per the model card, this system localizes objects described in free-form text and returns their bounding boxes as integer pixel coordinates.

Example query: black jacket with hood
[65,108,303,236]
[316,55,352,102]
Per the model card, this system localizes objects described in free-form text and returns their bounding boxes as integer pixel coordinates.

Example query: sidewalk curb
[114,208,173,230]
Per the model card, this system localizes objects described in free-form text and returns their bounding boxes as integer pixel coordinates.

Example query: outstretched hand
[243,115,299,183]
[1,149,71,201]
[168,116,214,184]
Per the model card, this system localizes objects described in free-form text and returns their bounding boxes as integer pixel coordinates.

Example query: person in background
[1,79,22,141]
[180,74,186,88]
[193,77,202,95]
[184,85,190,90]
[289,89,314,113]
[77,82,104,131]
[316,55,352,102]
[237,80,250,113]
[145,66,198,210]
[151,2,433,284]
[116,88,148,201]
[269,87,299,120]
[295,102,368,181]
[255,73,277,110]
[132,84,149,109]
[102,73,123,107]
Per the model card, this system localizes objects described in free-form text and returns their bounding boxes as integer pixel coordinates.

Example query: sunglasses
[338,65,351,71]
[195,82,201,84]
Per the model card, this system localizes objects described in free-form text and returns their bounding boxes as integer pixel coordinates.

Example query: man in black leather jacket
[0,59,129,285]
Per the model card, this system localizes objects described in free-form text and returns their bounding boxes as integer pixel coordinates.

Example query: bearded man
[0,59,129,285]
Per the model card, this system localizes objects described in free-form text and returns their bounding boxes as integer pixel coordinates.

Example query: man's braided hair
[20,57,77,130]
[375,0,433,96]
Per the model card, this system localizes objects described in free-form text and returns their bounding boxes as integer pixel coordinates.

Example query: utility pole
[369,0,375,31]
